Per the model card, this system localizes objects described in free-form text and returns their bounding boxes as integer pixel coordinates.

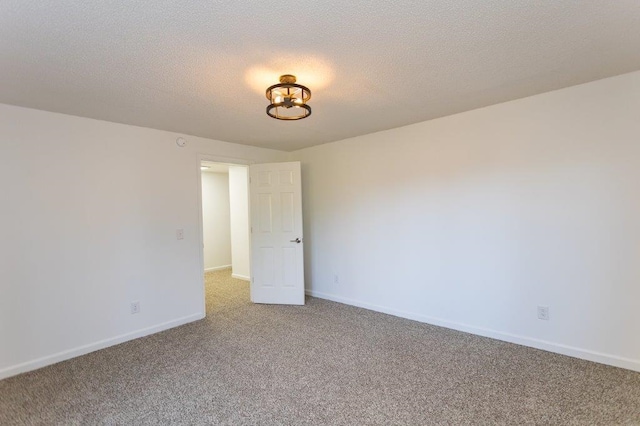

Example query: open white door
[250,161,304,305]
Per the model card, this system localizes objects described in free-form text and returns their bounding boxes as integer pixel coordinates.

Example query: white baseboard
[0,312,205,380]
[305,289,640,373]
[232,273,250,281]
[204,265,231,272]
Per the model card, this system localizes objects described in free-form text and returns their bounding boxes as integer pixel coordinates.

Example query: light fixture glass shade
[266,74,311,120]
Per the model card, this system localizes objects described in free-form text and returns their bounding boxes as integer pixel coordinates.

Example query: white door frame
[196,154,253,316]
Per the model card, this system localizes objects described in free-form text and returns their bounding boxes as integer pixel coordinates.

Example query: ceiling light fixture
[265,74,311,120]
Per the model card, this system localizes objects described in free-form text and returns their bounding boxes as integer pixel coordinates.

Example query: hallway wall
[229,165,250,280]
[201,171,231,270]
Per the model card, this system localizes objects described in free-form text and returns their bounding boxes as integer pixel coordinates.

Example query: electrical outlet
[537,306,549,321]
[131,302,140,314]
[176,228,184,240]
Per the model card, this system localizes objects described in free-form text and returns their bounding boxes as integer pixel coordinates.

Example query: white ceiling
[1,1,639,151]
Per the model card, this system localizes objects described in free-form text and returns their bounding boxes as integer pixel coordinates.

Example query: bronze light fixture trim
[265,74,311,120]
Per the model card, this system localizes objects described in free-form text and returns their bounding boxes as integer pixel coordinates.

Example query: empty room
[1,1,639,424]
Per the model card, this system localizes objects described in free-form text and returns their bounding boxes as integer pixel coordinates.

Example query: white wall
[229,166,250,280]
[0,104,286,379]
[201,172,231,271]
[291,71,640,372]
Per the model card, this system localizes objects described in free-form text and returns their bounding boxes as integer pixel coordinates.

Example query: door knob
[290,238,302,243]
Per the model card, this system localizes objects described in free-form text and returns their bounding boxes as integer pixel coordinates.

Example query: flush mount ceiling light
[265,74,311,120]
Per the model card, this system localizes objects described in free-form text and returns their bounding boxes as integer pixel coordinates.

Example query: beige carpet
[1,269,639,425]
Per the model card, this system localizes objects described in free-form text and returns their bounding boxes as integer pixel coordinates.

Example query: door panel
[258,193,273,232]
[281,192,294,232]
[250,161,304,305]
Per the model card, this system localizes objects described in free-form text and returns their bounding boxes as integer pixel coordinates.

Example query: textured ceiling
[1,1,640,151]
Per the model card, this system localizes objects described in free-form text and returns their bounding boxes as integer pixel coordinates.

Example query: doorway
[199,158,251,310]
[197,157,306,310]
[201,162,232,273]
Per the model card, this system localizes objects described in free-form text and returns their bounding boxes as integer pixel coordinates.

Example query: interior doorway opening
[197,158,305,310]
[200,160,251,308]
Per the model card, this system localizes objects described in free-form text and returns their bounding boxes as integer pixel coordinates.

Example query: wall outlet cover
[537,306,549,321]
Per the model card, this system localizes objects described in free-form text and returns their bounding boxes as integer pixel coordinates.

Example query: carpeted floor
[1,269,639,425]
